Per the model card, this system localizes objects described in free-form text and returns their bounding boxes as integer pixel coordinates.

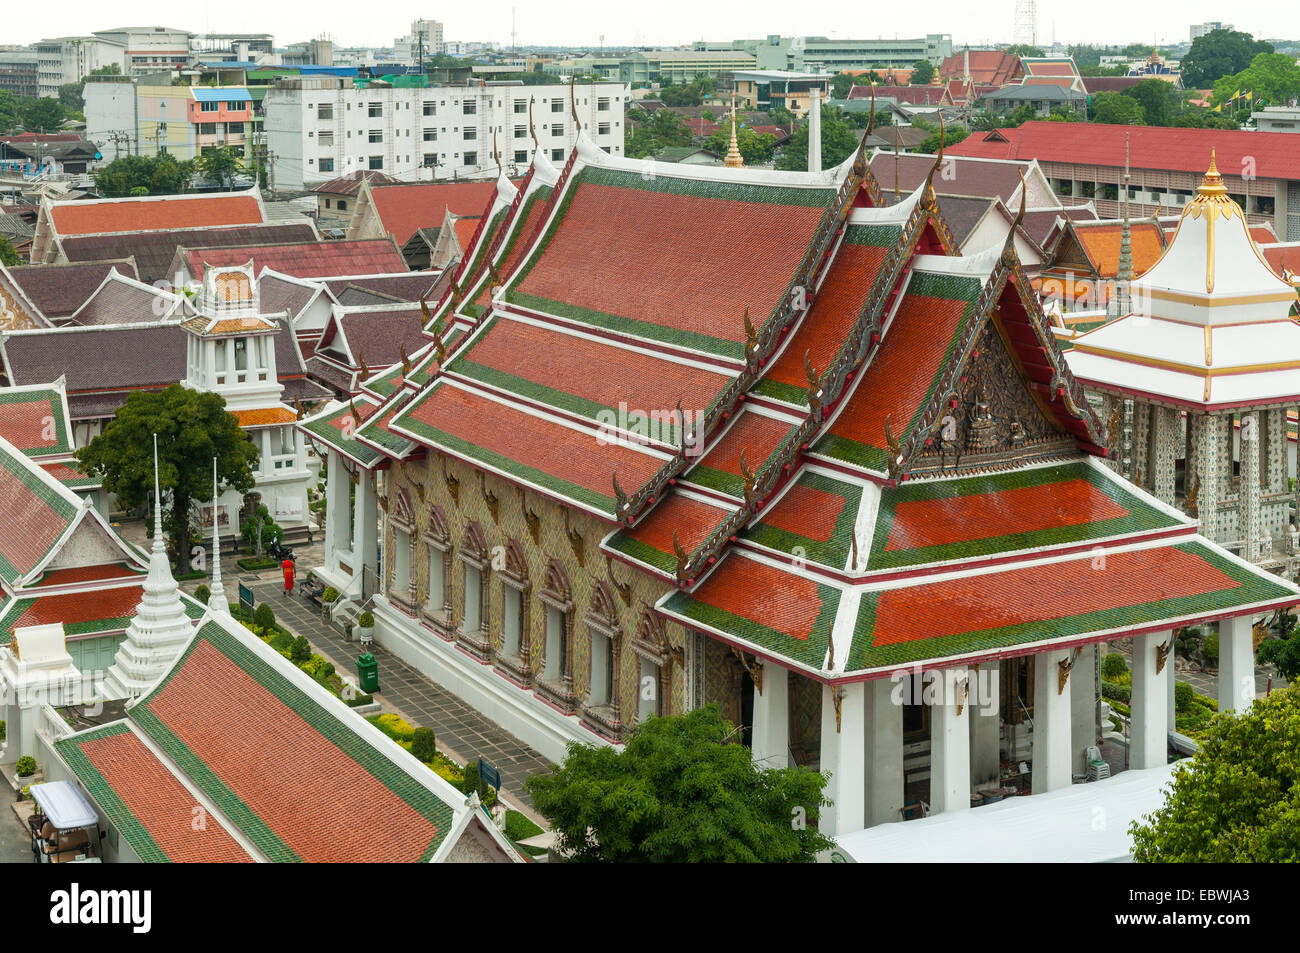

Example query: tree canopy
[1006,44,1045,58]
[1122,78,1179,126]
[0,236,20,267]
[1257,622,1300,683]
[0,91,79,134]
[624,107,691,159]
[774,104,859,171]
[1091,91,1145,125]
[910,59,936,85]
[702,122,778,165]
[196,145,246,190]
[1129,686,1300,862]
[1212,52,1300,107]
[656,77,716,107]
[524,705,833,862]
[830,72,854,99]
[93,153,196,197]
[1181,29,1274,88]
[75,384,259,572]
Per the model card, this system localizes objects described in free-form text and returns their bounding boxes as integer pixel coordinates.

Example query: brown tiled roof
[60,223,317,284]
[868,152,1028,203]
[256,273,321,321]
[182,239,408,280]
[7,259,139,318]
[311,170,399,197]
[322,273,440,303]
[325,305,427,368]
[2,325,187,397]
[67,274,179,327]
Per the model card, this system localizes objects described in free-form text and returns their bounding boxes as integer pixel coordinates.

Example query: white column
[1070,644,1098,775]
[969,664,1001,787]
[1167,649,1177,738]
[807,88,822,173]
[326,451,351,566]
[1031,649,1073,793]
[929,668,971,813]
[1219,616,1256,713]
[355,470,379,580]
[819,682,865,837]
[751,663,789,770]
[1132,630,1171,770]
[864,678,904,826]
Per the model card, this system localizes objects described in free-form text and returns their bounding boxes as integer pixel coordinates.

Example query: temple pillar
[1240,411,1262,562]
[1151,406,1179,505]
[864,678,904,826]
[1189,412,1221,540]
[929,667,971,813]
[326,451,351,567]
[751,664,789,770]
[1031,648,1073,793]
[1131,630,1172,770]
[1070,643,1098,775]
[969,664,1001,786]
[1218,615,1256,713]
[1131,402,1151,488]
[355,469,379,592]
[819,683,865,836]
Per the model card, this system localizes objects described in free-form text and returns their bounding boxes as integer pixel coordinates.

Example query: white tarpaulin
[30,781,100,830]
[832,763,1180,863]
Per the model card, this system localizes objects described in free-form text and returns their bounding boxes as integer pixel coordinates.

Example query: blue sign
[477,758,501,792]
[238,583,254,615]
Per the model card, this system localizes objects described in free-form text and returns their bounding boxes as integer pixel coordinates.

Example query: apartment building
[264,76,627,190]
[696,34,953,72]
[34,36,126,98]
[394,19,445,64]
[92,26,192,78]
[85,81,254,162]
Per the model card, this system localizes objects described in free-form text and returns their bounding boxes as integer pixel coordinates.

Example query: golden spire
[724,91,743,168]
[1198,148,1228,198]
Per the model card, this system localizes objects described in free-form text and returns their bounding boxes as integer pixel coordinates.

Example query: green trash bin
[357,652,380,694]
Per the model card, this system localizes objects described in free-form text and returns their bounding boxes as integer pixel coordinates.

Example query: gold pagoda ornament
[724,92,744,169]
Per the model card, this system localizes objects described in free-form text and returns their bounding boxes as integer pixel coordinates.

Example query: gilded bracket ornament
[1155,638,1172,676]
[671,530,689,585]
[832,686,843,733]
[1057,647,1081,695]
[730,647,764,695]
[441,456,459,503]
[563,508,585,566]
[478,471,499,523]
[739,448,757,505]
[520,488,541,544]
[605,554,633,606]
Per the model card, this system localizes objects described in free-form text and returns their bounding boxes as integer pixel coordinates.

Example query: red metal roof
[949,122,1300,180]
[184,239,407,279]
[50,194,263,237]
[369,181,501,248]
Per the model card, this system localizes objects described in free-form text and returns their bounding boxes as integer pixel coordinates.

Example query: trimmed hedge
[1101,653,1129,679]
[1101,680,1131,703]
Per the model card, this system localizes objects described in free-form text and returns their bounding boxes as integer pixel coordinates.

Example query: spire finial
[724,90,743,168]
[209,457,230,613]
[152,433,164,556]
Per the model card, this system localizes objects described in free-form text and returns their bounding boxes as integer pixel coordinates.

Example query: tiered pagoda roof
[1068,153,1300,408]
[299,130,1300,680]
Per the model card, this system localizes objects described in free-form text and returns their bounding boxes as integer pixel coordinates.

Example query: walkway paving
[240,574,553,821]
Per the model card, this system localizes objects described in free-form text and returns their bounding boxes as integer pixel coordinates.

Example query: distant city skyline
[4,2,1290,53]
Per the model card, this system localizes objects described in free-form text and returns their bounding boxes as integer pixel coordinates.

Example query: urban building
[699,34,953,72]
[34,36,126,98]
[619,49,756,85]
[264,76,626,191]
[950,122,1300,239]
[0,52,38,99]
[92,26,192,78]
[733,71,830,115]
[1252,106,1300,133]
[1190,21,1233,41]
[85,80,254,162]
[394,19,445,65]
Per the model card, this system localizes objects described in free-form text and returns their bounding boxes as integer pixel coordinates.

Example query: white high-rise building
[264,76,627,190]
[395,19,445,65]
[1190,21,1234,41]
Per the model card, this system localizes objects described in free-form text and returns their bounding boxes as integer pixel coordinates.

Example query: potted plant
[15,756,37,785]
[321,587,339,620]
[355,610,375,646]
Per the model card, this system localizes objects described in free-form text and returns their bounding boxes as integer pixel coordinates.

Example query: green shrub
[253,602,276,631]
[504,810,543,842]
[269,631,294,653]
[462,760,498,806]
[15,756,37,776]
[322,587,339,603]
[1175,681,1195,714]
[367,712,415,743]
[289,635,311,665]
[1101,681,1131,703]
[195,584,211,605]
[1101,653,1129,679]
[1204,632,1219,668]
[358,611,375,628]
[411,726,438,763]
[1,720,6,742]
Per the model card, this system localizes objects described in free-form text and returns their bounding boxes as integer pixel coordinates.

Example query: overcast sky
[4,2,1287,51]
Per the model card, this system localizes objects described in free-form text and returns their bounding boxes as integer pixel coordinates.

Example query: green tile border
[745,470,862,569]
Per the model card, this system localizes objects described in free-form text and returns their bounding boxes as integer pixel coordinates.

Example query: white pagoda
[1067,152,1300,575]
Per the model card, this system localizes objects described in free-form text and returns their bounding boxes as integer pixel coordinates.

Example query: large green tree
[1182,29,1273,88]
[702,123,778,165]
[1212,52,1300,107]
[197,145,246,191]
[1122,78,1179,126]
[1129,686,1300,861]
[525,705,833,862]
[0,236,20,267]
[75,384,259,572]
[93,153,196,197]
[910,59,935,85]
[623,107,691,158]
[775,104,859,171]
[1092,91,1145,125]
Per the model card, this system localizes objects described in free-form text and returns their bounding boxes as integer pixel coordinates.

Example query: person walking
[282,557,296,598]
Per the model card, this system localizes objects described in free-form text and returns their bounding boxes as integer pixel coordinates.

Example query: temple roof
[177,239,408,282]
[54,613,522,862]
[6,259,139,319]
[45,189,265,239]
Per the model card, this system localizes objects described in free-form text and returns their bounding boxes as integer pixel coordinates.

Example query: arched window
[630,610,672,723]
[495,539,531,683]
[420,504,452,634]
[456,521,490,659]
[582,581,623,736]
[387,488,416,610]
[535,558,575,711]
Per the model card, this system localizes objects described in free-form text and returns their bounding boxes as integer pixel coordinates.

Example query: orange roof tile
[1074,222,1164,278]
[51,194,263,237]
[232,407,298,428]
[370,181,501,248]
